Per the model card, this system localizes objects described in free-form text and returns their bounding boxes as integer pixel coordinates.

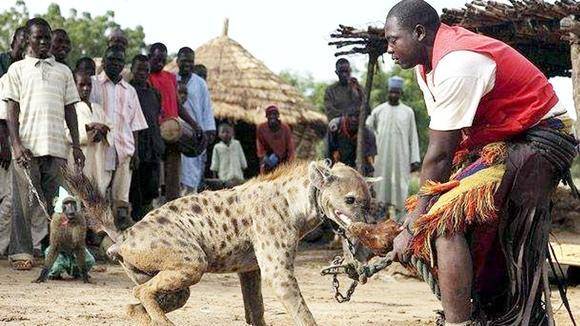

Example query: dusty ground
[0,249,578,326]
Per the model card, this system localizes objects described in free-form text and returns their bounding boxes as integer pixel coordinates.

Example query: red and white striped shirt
[90,72,147,169]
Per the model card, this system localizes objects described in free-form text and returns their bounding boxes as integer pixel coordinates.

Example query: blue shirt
[176,73,216,189]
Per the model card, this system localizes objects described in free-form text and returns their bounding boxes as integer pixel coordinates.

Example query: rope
[411,256,441,300]
[22,167,52,221]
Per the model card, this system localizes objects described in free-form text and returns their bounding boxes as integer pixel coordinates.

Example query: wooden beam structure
[441,0,580,78]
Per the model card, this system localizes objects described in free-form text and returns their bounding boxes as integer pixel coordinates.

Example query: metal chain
[326,255,359,303]
[22,167,52,221]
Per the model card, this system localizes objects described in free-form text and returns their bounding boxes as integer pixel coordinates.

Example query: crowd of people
[0,17,298,270]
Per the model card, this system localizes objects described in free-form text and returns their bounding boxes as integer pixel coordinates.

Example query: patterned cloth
[90,72,148,169]
[43,246,95,278]
[3,55,80,159]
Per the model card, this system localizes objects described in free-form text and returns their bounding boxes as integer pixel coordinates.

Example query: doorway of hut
[203,119,260,183]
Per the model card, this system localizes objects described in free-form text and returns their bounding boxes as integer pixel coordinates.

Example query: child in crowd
[69,70,112,196]
[210,123,247,187]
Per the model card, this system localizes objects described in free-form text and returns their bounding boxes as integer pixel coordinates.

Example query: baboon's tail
[60,166,121,242]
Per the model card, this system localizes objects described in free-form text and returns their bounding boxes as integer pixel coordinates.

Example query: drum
[160,117,207,157]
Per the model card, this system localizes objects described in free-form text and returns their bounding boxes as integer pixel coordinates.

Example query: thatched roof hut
[165,22,327,176]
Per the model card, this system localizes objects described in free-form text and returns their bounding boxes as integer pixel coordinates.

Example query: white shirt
[3,55,80,159]
[416,50,566,131]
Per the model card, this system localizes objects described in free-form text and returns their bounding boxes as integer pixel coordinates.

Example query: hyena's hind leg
[239,269,266,326]
[127,288,191,325]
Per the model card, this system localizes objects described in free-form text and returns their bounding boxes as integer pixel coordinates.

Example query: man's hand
[130,155,139,171]
[386,230,413,263]
[72,146,85,170]
[13,143,32,168]
[0,143,11,170]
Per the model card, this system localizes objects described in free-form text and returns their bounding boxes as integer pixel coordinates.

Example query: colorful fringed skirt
[405,118,577,324]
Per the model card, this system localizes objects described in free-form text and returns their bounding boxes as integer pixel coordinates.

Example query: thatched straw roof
[164,29,327,131]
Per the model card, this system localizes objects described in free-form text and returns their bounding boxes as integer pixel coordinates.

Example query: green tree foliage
[279,70,328,113]
[0,1,146,67]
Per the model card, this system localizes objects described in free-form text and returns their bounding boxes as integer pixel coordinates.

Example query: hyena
[64,161,372,326]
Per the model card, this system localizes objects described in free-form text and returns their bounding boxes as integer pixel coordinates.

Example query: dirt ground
[0,249,578,326]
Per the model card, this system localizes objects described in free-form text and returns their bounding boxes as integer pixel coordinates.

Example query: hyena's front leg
[255,237,317,326]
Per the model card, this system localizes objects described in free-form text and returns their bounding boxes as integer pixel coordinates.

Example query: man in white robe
[366,76,421,211]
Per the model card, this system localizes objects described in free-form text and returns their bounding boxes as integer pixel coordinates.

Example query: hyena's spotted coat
[99,161,371,325]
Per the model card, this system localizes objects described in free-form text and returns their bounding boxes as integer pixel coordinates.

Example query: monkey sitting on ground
[34,196,94,283]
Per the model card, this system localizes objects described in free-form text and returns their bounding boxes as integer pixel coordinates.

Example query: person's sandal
[11,259,33,270]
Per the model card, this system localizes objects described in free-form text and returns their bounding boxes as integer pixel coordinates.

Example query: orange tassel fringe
[410,181,500,266]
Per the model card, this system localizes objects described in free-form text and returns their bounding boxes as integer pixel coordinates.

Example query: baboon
[34,196,90,283]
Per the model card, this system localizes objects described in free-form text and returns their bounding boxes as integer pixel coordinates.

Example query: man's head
[335,58,351,86]
[50,29,71,63]
[75,57,96,76]
[26,18,52,59]
[103,45,126,82]
[346,111,359,133]
[177,47,195,77]
[74,70,92,103]
[385,0,440,69]
[193,64,207,80]
[11,26,28,60]
[218,122,233,144]
[108,28,128,49]
[131,54,150,85]
[265,105,281,130]
[148,42,167,73]
[387,75,404,105]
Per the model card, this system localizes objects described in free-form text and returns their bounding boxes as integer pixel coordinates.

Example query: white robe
[67,102,113,196]
[366,101,420,210]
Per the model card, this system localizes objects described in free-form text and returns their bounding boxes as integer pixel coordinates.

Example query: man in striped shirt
[4,18,84,270]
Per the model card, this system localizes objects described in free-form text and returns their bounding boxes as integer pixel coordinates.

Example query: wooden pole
[356,53,378,173]
[561,16,580,135]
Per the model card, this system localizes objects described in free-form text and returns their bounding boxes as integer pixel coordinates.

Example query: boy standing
[4,18,84,269]
[70,70,112,195]
[210,123,247,187]
[129,55,165,220]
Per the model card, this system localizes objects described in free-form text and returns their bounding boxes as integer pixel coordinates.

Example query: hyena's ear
[365,176,382,187]
[309,161,335,190]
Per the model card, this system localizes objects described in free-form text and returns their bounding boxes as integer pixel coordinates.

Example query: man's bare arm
[406,129,461,223]
[0,120,11,169]
[7,100,22,148]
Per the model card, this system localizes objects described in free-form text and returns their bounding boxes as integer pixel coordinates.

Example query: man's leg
[8,158,43,266]
[164,144,181,201]
[111,158,133,230]
[0,165,12,255]
[34,157,64,248]
[435,233,473,324]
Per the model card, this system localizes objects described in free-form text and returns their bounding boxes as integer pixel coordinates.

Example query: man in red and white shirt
[90,45,147,208]
[364,1,578,324]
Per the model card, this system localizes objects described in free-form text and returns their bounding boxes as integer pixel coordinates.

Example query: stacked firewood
[328,25,387,58]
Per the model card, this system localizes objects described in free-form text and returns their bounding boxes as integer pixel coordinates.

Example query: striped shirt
[3,55,80,159]
[90,72,147,169]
